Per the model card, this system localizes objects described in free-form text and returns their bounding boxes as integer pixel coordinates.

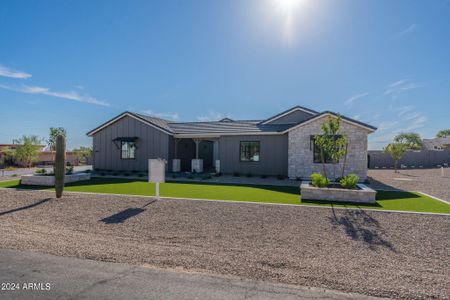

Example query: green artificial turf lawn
[0,178,449,214]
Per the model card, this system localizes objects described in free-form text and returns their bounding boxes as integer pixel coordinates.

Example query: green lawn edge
[0,178,449,214]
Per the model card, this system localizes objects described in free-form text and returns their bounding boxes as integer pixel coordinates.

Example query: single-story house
[87,106,377,180]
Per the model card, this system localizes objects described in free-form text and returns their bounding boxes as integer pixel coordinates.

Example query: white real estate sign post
[148,159,166,199]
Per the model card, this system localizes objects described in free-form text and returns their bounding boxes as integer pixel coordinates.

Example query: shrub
[11,174,18,177]
[66,166,74,175]
[35,168,47,174]
[233,172,241,177]
[246,173,253,178]
[311,173,329,188]
[260,174,267,179]
[340,174,359,189]
[276,174,286,180]
[202,174,212,180]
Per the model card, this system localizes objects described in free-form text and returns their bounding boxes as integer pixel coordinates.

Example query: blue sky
[1,0,449,149]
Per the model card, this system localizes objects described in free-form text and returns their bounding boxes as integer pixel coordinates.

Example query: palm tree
[47,127,66,163]
[436,129,450,138]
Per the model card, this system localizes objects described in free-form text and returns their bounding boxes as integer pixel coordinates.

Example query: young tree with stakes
[384,143,407,173]
[314,116,349,181]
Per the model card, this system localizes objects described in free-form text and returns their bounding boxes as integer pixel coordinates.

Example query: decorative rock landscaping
[301,181,376,203]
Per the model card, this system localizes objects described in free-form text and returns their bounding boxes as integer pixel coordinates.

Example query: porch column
[193,138,200,159]
[172,138,181,172]
[191,138,203,173]
[213,139,220,173]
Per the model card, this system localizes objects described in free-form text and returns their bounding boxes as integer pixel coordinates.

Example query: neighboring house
[422,137,450,150]
[87,106,377,180]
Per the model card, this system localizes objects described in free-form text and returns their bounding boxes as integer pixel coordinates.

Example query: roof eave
[86,111,174,137]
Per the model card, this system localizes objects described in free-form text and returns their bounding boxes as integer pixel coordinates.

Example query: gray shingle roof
[168,120,293,135]
[133,113,174,133]
[87,106,377,137]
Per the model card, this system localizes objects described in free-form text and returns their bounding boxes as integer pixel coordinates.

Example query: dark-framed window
[240,141,260,162]
[311,135,341,164]
[121,141,136,159]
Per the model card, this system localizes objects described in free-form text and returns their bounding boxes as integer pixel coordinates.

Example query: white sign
[149,159,166,199]
[148,159,166,183]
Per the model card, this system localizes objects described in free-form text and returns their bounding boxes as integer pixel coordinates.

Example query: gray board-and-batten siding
[92,115,288,175]
[93,116,170,171]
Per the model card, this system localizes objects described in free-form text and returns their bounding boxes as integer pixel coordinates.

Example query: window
[240,141,260,162]
[121,141,136,159]
[312,135,341,164]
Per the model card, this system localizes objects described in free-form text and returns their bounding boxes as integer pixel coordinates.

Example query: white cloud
[394,24,417,38]
[142,109,180,121]
[0,84,109,106]
[344,92,369,107]
[377,120,400,131]
[196,111,229,122]
[0,64,32,79]
[384,79,423,96]
[369,103,428,149]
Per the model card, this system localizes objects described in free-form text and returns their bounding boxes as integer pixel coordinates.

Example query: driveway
[0,189,448,299]
[368,168,450,203]
[0,249,381,300]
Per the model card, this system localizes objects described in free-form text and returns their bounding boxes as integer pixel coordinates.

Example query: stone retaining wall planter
[301,181,376,204]
[21,173,91,186]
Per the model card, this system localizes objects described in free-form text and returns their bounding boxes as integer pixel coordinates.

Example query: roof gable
[259,106,318,125]
[282,112,377,134]
[86,112,173,136]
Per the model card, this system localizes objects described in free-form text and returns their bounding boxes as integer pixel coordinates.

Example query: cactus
[54,134,66,198]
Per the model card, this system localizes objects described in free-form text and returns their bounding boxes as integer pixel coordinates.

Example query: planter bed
[301,181,376,204]
[21,173,91,186]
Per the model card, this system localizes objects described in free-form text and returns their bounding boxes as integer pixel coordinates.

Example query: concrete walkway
[0,249,382,300]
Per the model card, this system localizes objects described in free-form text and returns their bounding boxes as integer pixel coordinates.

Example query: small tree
[384,143,407,173]
[0,147,16,167]
[73,146,92,164]
[314,116,348,180]
[13,135,42,167]
[394,132,422,150]
[436,129,450,138]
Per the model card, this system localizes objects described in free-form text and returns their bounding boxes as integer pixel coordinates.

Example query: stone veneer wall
[288,115,371,180]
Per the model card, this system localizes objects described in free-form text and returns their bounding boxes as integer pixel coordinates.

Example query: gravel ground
[368,168,450,203]
[0,189,448,299]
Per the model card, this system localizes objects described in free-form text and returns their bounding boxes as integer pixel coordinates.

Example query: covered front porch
[172,138,220,173]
